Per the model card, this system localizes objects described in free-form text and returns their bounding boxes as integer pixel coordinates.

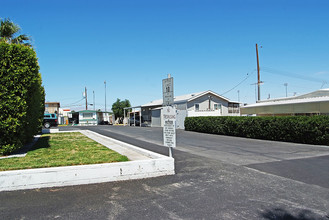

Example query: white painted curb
[42,128,59,133]
[0,130,175,192]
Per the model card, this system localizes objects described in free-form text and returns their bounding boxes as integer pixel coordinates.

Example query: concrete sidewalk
[79,130,161,160]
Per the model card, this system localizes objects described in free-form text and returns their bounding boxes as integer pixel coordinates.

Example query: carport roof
[124,106,141,110]
[242,88,329,108]
[242,96,329,108]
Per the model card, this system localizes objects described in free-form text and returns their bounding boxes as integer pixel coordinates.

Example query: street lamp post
[93,90,95,111]
[104,81,107,112]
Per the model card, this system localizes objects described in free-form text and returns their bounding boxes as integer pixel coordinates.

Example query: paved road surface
[1,125,329,220]
[82,126,329,189]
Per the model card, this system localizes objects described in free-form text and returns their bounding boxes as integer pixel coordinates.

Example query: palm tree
[0,18,31,46]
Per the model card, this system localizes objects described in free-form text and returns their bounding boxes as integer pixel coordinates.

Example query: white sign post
[162,74,175,158]
[163,106,176,151]
[162,77,174,106]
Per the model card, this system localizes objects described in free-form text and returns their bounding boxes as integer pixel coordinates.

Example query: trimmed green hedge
[0,42,45,155]
[185,116,329,145]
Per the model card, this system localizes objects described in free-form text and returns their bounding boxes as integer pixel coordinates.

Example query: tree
[0,18,31,46]
[112,98,131,123]
[0,42,44,155]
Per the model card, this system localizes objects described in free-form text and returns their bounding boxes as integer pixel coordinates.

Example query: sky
[2,0,329,111]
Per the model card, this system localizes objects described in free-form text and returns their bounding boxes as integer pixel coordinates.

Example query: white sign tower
[162,74,176,158]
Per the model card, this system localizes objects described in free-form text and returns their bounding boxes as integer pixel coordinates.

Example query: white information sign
[163,106,176,148]
[162,77,174,106]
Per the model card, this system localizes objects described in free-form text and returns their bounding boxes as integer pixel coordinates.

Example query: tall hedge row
[0,42,45,155]
[185,116,329,145]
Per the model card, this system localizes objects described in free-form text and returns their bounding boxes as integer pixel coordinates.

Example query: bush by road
[185,116,329,145]
[0,42,44,155]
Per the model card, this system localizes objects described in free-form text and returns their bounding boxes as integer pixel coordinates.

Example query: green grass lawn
[0,132,128,171]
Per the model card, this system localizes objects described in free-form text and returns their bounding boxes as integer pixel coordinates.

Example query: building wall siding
[241,101,329,116]
[187,95,229,114]
[151,109,162,127]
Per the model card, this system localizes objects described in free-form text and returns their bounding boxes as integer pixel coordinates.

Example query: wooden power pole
[256,43,261,101]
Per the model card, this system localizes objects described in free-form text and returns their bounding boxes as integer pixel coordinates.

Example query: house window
[228,103,240,113]
[195,104,199,111]
[214,104,221,110]
[83,113,93,119]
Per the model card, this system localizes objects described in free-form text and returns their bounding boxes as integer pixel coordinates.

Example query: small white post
[123,109,125,126]
[169,147,173,158]
[133,108,135,126]
[139,108,142,127]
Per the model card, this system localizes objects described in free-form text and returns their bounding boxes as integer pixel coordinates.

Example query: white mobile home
[76,110,111,125]
[141,90,240,129]
[240,88,329,116]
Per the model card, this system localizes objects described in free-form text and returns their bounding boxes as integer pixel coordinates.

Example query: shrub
[185,116,329,145]
[0,42,45,155]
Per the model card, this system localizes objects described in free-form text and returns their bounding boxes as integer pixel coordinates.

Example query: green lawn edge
[0,132,129,171]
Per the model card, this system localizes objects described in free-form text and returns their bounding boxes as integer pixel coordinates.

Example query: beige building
[241,88,329,116]
[45,102,60,114]
[140,90,240,129]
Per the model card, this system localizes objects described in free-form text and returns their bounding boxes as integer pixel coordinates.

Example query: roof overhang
[187,90,232,103]
[241,98,329,115]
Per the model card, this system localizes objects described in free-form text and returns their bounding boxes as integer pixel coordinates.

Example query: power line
[61,98,85,108]
[261,66,327,84]
[220,70,256,96]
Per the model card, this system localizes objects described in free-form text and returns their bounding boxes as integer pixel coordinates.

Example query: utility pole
[284,83,288,97]
[104,81,107,112]
[256,43,261,101]
[93,90,95,111]
[85,87,88,110]
[237,90,240,102]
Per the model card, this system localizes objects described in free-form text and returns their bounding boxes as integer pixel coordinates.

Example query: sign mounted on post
[162,77,174,106]
[163,106,176,148]
[162,74,175,158]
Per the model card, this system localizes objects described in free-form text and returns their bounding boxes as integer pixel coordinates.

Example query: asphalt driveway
[1,125,329,219]
[80,126,329,189]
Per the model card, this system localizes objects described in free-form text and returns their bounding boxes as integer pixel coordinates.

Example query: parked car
[129,116,143,126]
[43,113,58,128]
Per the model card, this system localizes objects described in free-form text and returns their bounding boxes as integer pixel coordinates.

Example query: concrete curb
[0,135,41,160]
[0,130,175,192]
[41,128,59,133]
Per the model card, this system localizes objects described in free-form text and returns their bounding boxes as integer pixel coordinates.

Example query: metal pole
[284,83,288,97]
[85,87,88,110]
[93,91,95,111]
[169,147,173,158]
[133,108,135,126]
[139,108,142,127]
[256,44,261,101]
[238,90,240,102]
[104,81,106,112]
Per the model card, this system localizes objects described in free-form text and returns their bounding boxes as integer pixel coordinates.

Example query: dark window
[83,113,93,118]
[214,103,221,110]
[195,104,199,111]
[228,103,240,113]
